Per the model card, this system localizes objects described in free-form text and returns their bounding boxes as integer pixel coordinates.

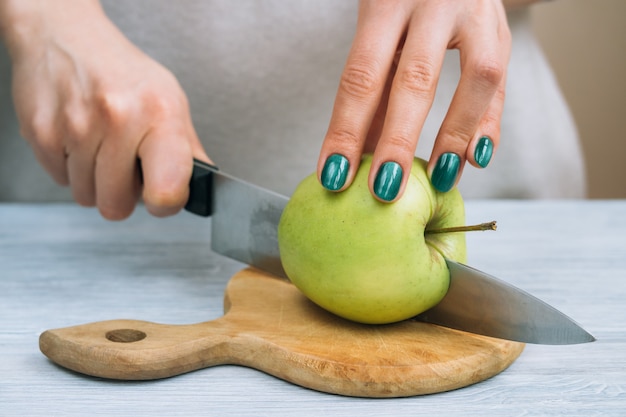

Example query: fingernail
[374,161,403,202]
[321,154,349,191]
[474,136,493,168]
[431,153,460,193]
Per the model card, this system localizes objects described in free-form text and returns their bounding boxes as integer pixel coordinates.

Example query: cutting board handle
[40,318,234,380]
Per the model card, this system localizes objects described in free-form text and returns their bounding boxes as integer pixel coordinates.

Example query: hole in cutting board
[105,328,147,343]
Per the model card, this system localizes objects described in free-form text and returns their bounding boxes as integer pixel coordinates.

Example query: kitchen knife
[184,159,595,345]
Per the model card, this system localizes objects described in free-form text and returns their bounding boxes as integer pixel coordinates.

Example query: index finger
[317,3,407,192]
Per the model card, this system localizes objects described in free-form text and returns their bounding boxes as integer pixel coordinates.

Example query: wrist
[0,0,104,58]
[0,1,42,54]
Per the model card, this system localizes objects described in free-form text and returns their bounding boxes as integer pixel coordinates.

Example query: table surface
[1,201,625,416]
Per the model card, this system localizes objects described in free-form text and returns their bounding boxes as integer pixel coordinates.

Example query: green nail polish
[431,153,460,193]
[474,136,493,168]
[374,162,402,202]
[321,154,349,191]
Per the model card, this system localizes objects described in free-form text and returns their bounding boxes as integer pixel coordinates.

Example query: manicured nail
[474,136,493,168]
[321,154,349,191]
[374,161,403,202]
[431,153,460,193]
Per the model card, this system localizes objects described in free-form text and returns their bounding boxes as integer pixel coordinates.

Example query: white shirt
[0,1,586,201]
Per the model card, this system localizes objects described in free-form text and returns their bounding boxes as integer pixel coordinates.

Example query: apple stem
[425,221,497,235]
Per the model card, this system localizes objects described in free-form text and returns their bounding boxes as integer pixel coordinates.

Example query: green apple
[277,155,467,324]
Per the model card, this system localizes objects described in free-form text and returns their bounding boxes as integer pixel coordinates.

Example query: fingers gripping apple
[278,155,467,324]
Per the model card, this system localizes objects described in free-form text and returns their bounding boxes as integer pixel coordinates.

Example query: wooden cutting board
[39,267,524,398]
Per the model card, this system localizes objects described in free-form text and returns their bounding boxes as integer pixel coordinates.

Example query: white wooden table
[1,201,624,416]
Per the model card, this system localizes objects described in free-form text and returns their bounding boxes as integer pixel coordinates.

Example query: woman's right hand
[1,0,209,220]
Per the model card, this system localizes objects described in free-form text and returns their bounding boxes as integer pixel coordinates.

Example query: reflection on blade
[416,260,596,345]
[210,170,289,279]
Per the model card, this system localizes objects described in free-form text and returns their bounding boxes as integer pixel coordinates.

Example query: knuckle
[62,110,91,145]
[29,127,65,155]
[443,126,474,149]
[481,111,500,130]
[96,91,132,128]
[470,58,505,87]
[23,110,52,140]
[96,87,183,129]
[384,134,415,154]
[396,59,438,97]
[325,127,362,150]
[339,60,381,99]
[142,87,180,115]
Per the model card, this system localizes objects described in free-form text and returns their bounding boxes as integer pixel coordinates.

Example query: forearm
[0,0,105,58]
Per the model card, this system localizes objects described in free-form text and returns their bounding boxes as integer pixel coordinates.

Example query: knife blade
[184,159,594,345]
[185,159,288,278]
[417,260,595,344]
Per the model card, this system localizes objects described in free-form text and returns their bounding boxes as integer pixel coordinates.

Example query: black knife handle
[184,158,218,217]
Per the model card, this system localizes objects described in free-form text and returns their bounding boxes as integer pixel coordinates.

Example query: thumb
[137,124,197,217]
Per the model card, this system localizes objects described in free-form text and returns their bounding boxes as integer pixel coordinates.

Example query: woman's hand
[318,0,511,201]
[1,0,209,219]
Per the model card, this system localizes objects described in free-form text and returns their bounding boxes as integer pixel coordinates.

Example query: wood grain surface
[40,268,524,397]
[1,202,624,416]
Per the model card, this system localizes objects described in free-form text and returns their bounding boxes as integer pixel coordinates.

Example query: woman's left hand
[318,0,511,201]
